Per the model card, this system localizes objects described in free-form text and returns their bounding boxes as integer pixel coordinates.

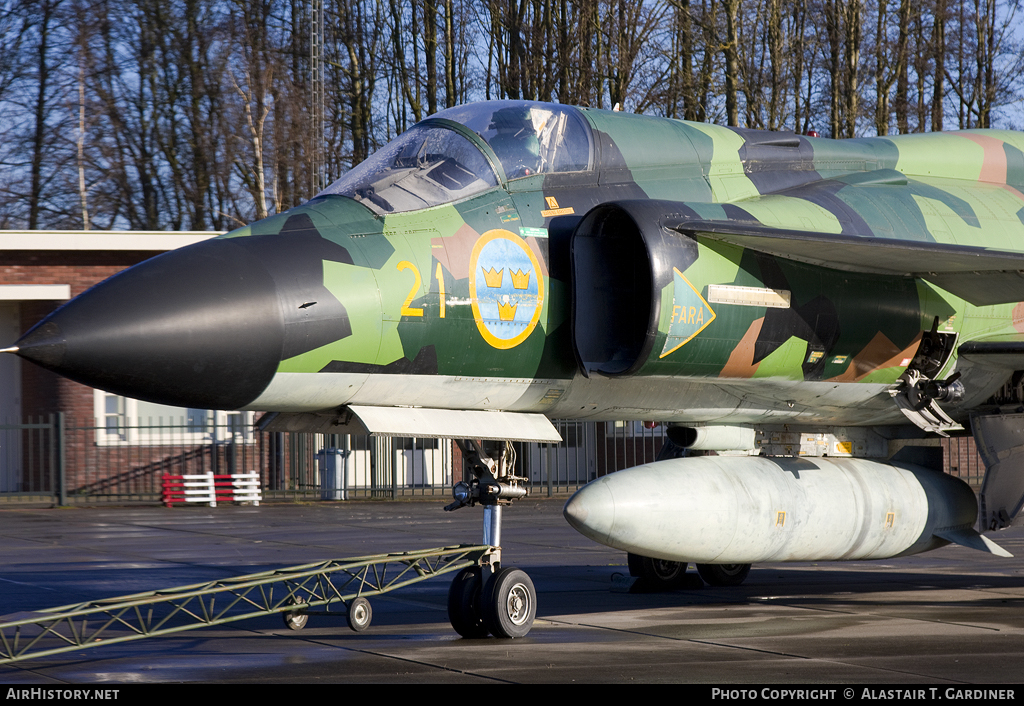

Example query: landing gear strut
[445,439,537,638]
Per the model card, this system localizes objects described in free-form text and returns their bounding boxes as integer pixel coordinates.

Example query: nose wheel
[447,567,489,638]
[482,567,536,638]
[448,565,537,639]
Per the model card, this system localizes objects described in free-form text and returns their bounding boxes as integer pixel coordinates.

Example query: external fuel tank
[563,456,996,563]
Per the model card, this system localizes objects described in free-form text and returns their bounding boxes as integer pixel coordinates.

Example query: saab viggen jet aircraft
[9,100,1024,639]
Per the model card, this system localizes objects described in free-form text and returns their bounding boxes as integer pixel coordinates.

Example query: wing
[670,168,1024,306]
[673,220,1024,306]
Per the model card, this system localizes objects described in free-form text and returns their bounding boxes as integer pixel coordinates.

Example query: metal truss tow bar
[0,544,492,664]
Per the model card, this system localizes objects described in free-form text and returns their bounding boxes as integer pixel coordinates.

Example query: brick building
[0,231,221,494]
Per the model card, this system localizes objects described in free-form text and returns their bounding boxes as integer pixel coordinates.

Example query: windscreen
[433,102,593,179]
[319,126,498,213]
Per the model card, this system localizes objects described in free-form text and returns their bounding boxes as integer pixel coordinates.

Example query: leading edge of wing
[671,220,1024,306]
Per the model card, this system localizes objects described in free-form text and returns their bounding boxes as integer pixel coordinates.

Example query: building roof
[0,231,223,251]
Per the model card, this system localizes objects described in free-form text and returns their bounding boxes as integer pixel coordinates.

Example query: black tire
[346,596,372,632]
[447,567,489,638]
[628,553,688,589]
[695,563,751,586]
[481,567,536,639]
[282,598,308,630]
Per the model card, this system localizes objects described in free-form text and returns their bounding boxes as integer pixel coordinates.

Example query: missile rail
[0,544,492,665]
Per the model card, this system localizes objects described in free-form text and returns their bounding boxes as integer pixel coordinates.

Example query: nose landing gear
[445,439,537,639]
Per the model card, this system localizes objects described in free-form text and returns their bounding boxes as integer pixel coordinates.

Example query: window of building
[93,391,253,446]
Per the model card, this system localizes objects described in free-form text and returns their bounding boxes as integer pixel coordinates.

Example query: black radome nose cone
[15,321,65,368]
[17,237,286,410]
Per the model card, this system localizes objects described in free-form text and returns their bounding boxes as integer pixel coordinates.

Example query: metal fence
[0,416,63,501]
[0,415,988,506]
[0,416,671,505]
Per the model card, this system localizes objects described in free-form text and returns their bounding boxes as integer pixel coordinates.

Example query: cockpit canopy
[434,102,592,178]
[320,101,593,214]
[320,126,497,214]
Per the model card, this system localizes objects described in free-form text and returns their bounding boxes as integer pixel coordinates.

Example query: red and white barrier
[162,472,262,507]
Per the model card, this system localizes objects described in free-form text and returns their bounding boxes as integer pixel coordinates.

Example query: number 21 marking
[396,260,447,318]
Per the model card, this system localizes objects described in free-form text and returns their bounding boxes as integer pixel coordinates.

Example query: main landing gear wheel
[695,563,751,586]
[282,598,308,630]
[447,566,489,638]
[346,596,372,632]
[482,567,536,639]
[628,552,689,589]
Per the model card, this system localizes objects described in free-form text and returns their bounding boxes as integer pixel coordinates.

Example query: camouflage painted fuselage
[187,104,1024,425]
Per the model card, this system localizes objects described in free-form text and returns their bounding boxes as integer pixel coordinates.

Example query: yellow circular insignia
[469,229,545,350]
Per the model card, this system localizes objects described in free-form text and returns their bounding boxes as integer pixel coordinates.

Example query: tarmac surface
[0,497,1022,684]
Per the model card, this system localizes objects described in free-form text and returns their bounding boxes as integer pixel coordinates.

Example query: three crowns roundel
[469,229,545,349]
